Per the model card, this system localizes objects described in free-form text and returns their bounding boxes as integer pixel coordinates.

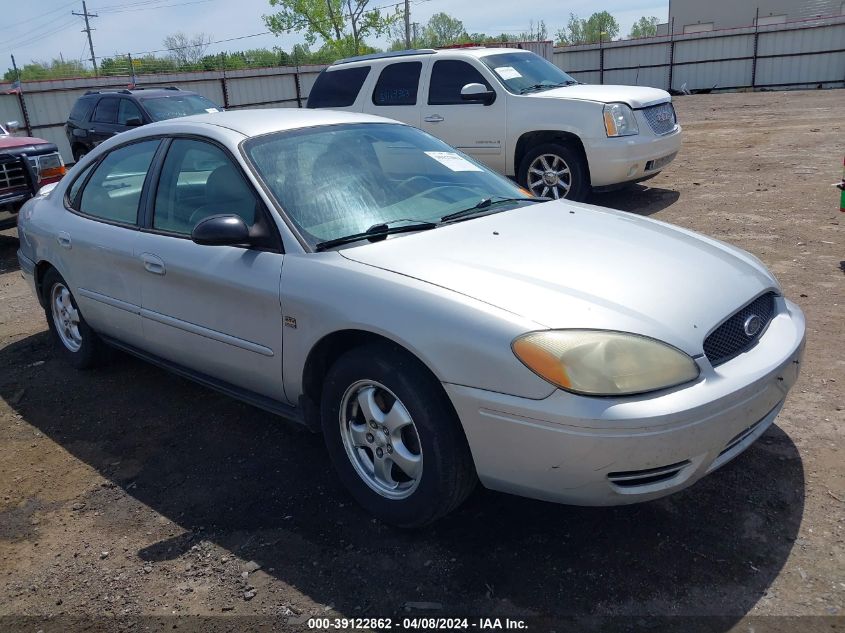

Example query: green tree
[629,16,659,38]
[556,11,619,45]
[422,12,467,47]
[4,59,92,81]
[264,0,397,56]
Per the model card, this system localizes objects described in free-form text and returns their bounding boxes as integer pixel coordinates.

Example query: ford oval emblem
[743,314,762,337]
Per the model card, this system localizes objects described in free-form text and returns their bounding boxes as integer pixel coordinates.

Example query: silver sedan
[16,109,805,526]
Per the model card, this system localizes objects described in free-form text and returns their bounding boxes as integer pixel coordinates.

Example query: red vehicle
[1,122,67,229]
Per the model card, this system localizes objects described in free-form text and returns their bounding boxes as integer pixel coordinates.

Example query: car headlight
[512,330,699,396]
[603,103,639,137]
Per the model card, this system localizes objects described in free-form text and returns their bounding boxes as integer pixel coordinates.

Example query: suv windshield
[140,94,220,121]
[244,123,532,249]
[480,52,578,94]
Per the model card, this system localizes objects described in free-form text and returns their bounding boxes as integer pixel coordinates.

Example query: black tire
[72,145,88,163]
[42,268,105,369]
[518,142,589,202]
[321,343,477,527]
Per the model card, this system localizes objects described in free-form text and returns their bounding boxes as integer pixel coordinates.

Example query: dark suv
[65,87,221,162]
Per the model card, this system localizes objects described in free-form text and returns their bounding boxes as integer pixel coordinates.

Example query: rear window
[69,97,95,122]
[307,66,371,108]
[140,94,219,122]
[91,98,119,124]
[372,62,421,106]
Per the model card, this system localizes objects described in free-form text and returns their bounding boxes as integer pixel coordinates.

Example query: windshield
[0,124,7,136]
[141,94,220,121]
[244,123,532,249]
[480,52,578,94]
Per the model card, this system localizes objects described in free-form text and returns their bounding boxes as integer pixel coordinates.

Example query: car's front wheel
[518,142,588,202]
[42,268,104,369]
[321,343,477,527]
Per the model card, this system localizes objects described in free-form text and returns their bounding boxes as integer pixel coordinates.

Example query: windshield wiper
[519,81,578,94]
[314,220,437,251]
[440,196,546,223]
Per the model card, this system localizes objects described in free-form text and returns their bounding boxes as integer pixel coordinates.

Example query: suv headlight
[603,103,639,137]
[512,330,699,396]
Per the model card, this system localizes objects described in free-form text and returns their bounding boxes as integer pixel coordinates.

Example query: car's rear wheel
[518,142,588,202]
[321,343,477,527]
[42,268,104,369]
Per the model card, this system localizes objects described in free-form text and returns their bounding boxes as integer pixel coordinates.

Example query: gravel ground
[0,89,843,633]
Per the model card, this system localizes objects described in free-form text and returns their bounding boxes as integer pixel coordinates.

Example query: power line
[5,0,78,30]
[72,1,99,75]
[96,0,215,15]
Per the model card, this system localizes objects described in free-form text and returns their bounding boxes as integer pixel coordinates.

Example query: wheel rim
[339,380,423,500]
[527,153,572,199]
[50,283,83,352]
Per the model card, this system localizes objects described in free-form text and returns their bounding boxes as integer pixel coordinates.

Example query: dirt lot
[0,90,843,632]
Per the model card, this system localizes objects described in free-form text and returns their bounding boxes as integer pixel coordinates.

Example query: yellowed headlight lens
[512,330,699,396]
[603,109,618,136]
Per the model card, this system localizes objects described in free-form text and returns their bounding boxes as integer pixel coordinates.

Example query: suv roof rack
[333,49,436,65]
[83,86,181,96]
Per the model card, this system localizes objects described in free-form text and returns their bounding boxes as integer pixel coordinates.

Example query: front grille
[704,293,777,367]
[642,102,677,135]
[607,460,691,488]
[0,159,27,191]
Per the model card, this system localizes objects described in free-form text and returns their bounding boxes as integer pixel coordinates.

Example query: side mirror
[191,215,251,246]
[460,83,496,106]
[5,120,20,133]
[125,117,143,127]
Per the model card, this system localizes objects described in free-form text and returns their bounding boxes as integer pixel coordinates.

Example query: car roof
[138,108,403,138]
[82,88,199,99]
[330,47,529,67]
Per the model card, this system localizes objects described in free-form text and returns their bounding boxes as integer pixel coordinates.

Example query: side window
[117,99,143,125]
[428,60,492,105]
[307,66,371,108]
[153,139,256,235]
[78,140,159,224]
[91,98,119,124]
[372,62,422,106]
[69,97,95,122]
[66,162,96,209]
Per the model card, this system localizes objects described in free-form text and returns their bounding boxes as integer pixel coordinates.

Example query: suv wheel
[321,343,477,527]
[72,146,88,163]
[519,142,588,202]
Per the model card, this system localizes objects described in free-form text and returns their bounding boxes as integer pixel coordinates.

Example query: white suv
[307,47,682,201]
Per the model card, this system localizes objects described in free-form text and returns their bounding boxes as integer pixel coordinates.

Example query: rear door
[88,97,123,146]
[420,58,507,173]
[363,60,424,126]
[134,137,286,400]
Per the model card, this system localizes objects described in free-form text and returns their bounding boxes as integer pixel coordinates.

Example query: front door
[420,59,507,173]
[135,138,286,400]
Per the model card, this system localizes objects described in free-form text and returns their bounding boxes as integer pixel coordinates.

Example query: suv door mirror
[125,116,143,127]
[191,215,251,246]
[5,120,20,133]
[460,83,495,105]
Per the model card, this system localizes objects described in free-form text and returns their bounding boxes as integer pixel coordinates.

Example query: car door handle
[424,115,444,123]
[57,232,72,249]
[140,253,165,275]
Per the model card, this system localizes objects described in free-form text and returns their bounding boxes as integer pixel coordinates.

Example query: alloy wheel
[50,283,83,352]
[527,153,572,199]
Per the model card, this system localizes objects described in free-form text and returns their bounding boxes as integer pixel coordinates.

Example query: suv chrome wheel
[527,153,572,199]
[339,380,423,500]
[50,283,82,352]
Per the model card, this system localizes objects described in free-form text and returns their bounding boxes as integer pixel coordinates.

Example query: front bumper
[446,297,805,506]
[584,125,682,188]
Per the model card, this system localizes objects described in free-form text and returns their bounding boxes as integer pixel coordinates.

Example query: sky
[3,0,669,72]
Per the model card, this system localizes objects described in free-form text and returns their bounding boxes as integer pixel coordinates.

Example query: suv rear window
[69,97,95,122]
[372,62,421,106]
[307,66,371,108]
[92,98,119,124]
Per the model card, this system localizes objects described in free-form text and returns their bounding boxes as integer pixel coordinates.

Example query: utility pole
[72,1,99,76]
[404,0,411,48]
[411,22,419,47]
[10,55,20,83]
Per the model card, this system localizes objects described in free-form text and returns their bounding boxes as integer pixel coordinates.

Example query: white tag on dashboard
[424,151,483,172]
[495,66,522,80]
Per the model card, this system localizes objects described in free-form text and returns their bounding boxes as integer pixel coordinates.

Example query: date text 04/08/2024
[306,617,528,630]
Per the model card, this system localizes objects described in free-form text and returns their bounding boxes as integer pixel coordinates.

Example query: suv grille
[0,159,28,192]
[704,293,776,367]
[642,102,677,135]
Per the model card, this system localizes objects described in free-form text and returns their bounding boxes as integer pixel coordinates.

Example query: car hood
[0,135,51,150]
[532,84,670,108]
[339,202,778,355]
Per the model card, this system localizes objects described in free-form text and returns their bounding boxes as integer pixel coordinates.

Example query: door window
[372,62,422,106]
[91,98,119,124]
[428,60,492,105]
[118,99,143,125]
[78,140,159,224]
[153,139,256,235]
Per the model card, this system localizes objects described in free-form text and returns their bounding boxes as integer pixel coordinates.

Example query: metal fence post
[599,42,604,84]
[751,8,760,89]
[16,91,33,137]
[667,17,675,91]
[294,66,303,108]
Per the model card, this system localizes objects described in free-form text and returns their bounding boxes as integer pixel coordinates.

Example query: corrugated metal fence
[553,14,845,92]
[0,65,327,164]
